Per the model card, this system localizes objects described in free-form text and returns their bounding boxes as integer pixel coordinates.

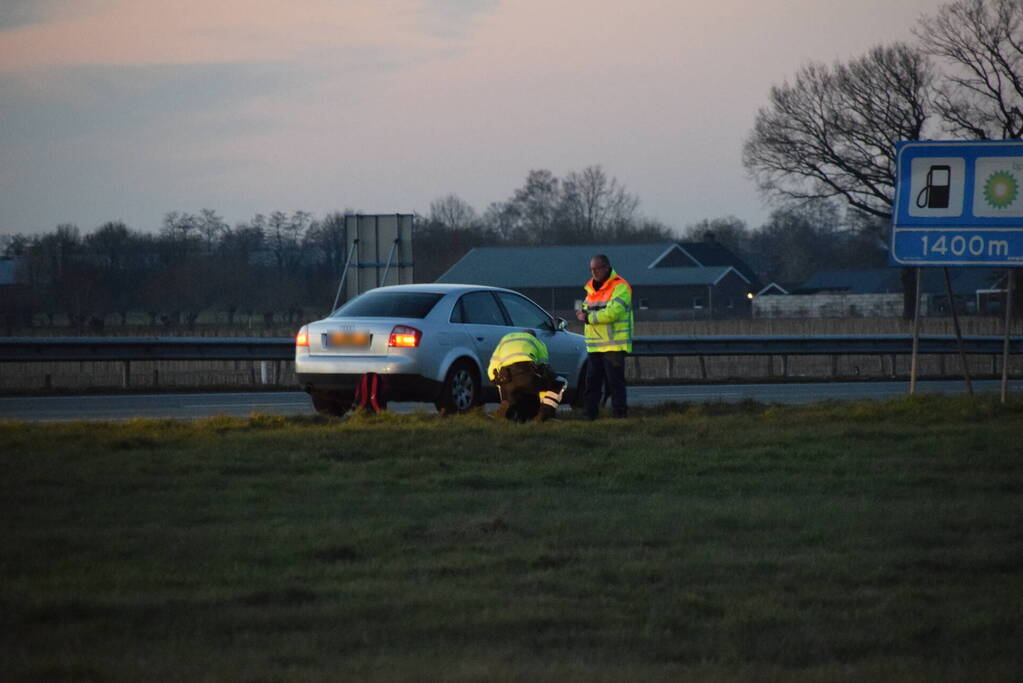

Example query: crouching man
[488,330,567,422]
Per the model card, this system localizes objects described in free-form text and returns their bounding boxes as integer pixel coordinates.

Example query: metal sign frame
[891,140,1023,267]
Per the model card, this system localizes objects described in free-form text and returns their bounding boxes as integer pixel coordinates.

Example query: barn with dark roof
[437,241,761,320]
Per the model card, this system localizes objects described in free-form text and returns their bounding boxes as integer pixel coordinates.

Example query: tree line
[0,165,677,329]
[2,161,893,330]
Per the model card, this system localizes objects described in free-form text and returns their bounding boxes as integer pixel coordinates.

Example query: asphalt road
[1,380,1019,422]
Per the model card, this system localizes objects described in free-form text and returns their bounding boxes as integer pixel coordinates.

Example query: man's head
[589,254,611,283]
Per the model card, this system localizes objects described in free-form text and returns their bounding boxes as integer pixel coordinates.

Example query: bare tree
[746,203,845,286]
[1,233,31,258]
[265,211,290,273]
[560,165,640,242]
[680,216,750,254]
[306,211,348,275]
[263,211,311,276]
[196,209,228,254]
[86,222,132,270]
[743,43,935,219]
[480,201,518,241]
[38,223,81,284]
[507,169,561,244]
[162,211,198,241]
[429,194,478,230]
[916,0,1023,140]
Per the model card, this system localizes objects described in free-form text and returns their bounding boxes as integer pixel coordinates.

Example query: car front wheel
[435,361,480,415]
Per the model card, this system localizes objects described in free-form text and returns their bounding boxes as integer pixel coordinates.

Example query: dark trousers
[494,362,565,423]
[584,351,627,419]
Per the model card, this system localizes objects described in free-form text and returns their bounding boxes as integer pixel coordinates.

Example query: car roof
[356,283,514,296]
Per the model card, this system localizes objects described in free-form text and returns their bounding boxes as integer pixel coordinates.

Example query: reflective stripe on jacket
[487,332,549,381]
[583,270,633,353]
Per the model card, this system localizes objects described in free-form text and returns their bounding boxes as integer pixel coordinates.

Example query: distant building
[437,240,761,320]
[754,267,1008,318]
[792,269,905,296]
[0,258,35,330]
[0,258,16,286]
[756,282,789,297]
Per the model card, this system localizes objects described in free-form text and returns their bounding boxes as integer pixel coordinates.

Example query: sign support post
[943,266,973,395]
[1003,269,1015,404]
[910,267,921,395]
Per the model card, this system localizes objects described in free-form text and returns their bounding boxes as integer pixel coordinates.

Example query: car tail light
[388,325,421,348]
[295,325,309,347]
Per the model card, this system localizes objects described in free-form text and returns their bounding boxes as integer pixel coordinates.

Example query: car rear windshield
[331,291,443,318]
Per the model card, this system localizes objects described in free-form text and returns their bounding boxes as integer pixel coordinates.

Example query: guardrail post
[153,368,159,387]
[781,355,789,378]
[260,361,270,385]
[698,355,708,380]
[831,355,838,379]
[122,360,131,389]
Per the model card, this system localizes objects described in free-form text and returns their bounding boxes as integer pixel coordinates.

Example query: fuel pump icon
[916,165,951,209]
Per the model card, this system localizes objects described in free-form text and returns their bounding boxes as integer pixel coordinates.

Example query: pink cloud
[0,0,447,71]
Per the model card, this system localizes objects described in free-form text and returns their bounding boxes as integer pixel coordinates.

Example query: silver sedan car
[295,283,588,415]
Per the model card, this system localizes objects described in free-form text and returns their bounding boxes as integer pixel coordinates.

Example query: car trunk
[304,319,401,356]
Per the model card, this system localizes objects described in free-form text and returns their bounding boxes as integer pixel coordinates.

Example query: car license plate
[325,331,371,348]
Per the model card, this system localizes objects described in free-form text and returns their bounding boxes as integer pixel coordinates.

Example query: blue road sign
[892,140,1023,267]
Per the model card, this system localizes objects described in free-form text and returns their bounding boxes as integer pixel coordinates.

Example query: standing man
[488,330,567,422]
[575,254,633,419]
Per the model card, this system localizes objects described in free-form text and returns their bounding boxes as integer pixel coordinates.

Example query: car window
[449,299,464,323]
[332,291,443,318]
[496,292,551,329]
[457,291,508,326]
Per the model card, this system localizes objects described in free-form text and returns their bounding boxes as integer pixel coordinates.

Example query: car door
[451,291,510,378]
[494,291,577,380]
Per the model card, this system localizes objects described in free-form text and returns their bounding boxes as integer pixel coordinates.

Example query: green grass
[2,397,1022,682]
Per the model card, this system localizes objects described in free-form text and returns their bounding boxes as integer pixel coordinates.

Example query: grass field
[2,397,1022,681]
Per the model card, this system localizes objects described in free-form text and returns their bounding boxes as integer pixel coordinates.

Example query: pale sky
[1,0,944,236]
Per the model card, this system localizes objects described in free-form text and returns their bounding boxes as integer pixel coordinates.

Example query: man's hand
[575,309,586,323]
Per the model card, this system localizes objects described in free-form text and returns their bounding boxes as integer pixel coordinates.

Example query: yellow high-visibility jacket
[582,269,633,353]
[487,332,549,381]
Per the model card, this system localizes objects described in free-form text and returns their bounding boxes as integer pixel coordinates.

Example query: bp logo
[983,171,1019,209]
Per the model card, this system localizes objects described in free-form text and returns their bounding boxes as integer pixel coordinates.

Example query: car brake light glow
[388,325,421,347]
[295,326,309,347]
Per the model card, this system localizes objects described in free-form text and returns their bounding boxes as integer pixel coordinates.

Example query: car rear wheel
[435,361,480,415]
[311,391,353,417]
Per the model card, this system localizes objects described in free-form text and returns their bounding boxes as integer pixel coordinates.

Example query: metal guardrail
[0,337,294,362]
[632,334,1023,356]
[0,334,1019,363]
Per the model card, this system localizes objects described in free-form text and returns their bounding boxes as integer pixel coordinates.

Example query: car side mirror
[554,317,568,331]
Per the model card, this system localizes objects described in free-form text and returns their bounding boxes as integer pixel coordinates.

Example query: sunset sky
[1,0,944,236]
